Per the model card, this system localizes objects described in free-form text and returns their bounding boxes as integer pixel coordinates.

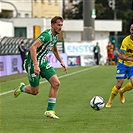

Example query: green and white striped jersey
[26,29,58,65]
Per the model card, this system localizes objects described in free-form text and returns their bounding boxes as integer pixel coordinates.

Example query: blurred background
[0,0,133,76]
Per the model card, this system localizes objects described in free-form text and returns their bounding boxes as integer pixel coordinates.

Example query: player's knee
[116,84,121,90]
[31,86,39,95]
[130,83,133,87]
[33,92,39,95]
[32,90,39,95]
[53,80,60,89]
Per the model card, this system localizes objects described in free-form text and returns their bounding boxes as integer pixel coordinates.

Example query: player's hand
[61,62,68,74]
[34,64,40,75]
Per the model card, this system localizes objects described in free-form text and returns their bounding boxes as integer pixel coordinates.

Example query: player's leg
[118,81,132,103]
[119,78,133,94]
[119,66,133,103]
[47,75,60,109]
[44,75,60,119]
[106,62,125,107]
[14,83,39,97]
[21,85,39,95]
[106,79,124,107]
[40,61,60,119]
[14,63,40,97]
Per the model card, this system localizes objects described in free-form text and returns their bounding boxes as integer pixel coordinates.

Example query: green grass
[0,66,133,133]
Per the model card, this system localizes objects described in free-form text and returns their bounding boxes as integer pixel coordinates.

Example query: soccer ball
[90,96,105,111]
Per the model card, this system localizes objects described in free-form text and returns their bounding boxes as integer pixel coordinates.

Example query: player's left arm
[52,45,68,73]
[119,51,133,61]
[119,38,133,61]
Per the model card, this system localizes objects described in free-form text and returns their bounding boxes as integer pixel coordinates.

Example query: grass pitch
[0,66,132,133]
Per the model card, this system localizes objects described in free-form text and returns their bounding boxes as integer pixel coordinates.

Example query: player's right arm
[30,39,42,75]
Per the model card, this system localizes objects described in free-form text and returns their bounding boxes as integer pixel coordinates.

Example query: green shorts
[25,60,56,87]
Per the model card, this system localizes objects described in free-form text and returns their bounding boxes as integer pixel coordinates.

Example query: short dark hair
[51,16,63,24]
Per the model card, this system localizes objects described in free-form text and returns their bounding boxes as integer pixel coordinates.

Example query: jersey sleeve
[37,32,50,44]
[120,38,127,53]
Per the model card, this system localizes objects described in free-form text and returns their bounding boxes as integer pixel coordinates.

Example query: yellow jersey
[118,35,133,66]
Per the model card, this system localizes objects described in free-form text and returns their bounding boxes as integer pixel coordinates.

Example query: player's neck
[51,29,57,36]
[130,35,133,40]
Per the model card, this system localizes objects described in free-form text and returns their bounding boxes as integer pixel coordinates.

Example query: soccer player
[106,24,133,108]
[14,16,68,119]
[106,42,114,65]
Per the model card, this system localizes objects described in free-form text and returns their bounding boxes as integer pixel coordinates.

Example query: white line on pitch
[0,66,98,96]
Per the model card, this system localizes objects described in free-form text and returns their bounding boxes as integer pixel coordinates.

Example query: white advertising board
[64,39,108,64]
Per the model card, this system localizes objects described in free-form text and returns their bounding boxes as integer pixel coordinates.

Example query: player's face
[52,20,63,35]
[130,25,133,37]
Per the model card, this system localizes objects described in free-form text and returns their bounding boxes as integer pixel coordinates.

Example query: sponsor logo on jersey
[127,49,133,53]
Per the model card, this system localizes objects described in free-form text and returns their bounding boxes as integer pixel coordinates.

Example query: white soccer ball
[90,96,105,111]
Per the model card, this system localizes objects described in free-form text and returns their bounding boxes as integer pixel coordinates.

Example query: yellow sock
[108,86,118,103]
[120,82,133,93]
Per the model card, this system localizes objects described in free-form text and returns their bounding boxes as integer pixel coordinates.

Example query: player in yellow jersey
[106,24,133,107]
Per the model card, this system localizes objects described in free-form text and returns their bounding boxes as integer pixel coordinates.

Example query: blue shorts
[116,62,133,79]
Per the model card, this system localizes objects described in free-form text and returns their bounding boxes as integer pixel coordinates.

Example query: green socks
[47,98,56,111]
